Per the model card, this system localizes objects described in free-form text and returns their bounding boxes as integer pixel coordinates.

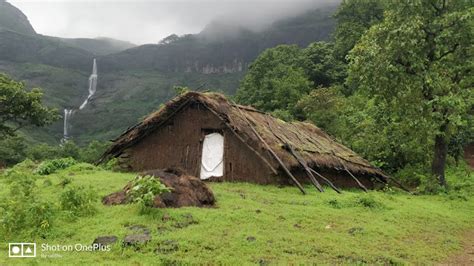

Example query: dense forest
[236,0,473,189]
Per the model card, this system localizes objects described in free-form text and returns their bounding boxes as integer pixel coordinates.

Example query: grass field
[0,163,473,265]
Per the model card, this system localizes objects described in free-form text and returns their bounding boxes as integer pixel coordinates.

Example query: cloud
[8,0,336,44]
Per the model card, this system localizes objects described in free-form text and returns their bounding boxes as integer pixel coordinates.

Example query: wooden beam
[343,167,368,192]
[229,103,306,194]
[309,168,342,194]
[387,176,412,194]
[284,143,324,193]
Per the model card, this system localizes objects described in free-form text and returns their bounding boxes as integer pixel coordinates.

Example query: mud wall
[126,103,279,184]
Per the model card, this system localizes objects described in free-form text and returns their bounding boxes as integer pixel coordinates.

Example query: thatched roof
[100,92,387,181]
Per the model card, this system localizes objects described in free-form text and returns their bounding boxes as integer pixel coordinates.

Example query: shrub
[352,195,386,209]
[102,157,120,171]
[129,175,170,212]
[326,199,343,209]
[59,175,73,188]
[36,157,77,175]
[27,143,62,161]
[79,141,109,163]
[0,136,27,166]
[59,185,97,218]
[66,163,98,173]
[0,171,56,239]
[2,159,38,179]
[416,174,446,195]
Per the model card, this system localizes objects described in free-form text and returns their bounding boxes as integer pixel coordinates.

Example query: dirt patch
[464,143,474,169]
[441,229,474,265]
[102,168,215,208]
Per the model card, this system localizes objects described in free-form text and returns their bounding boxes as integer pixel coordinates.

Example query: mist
[8,0,337,44]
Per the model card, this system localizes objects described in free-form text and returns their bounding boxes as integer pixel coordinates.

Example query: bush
[0,136,27,166]
[129,175,170,212]
[36,157,77,175]
[352,195,386,209]
[59,185,97,218]
[0,171,56,239]
[66,163,98,173]
[59,175,73,188]
[27,143,62,161]
[79,141,109,163]
[102,158,120,171]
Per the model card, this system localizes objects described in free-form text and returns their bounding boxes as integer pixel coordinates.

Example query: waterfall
[79,58,98,110]
[61,58,98,142]
[63,109,74,140]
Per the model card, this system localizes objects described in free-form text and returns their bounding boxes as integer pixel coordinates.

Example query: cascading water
[62,58,98,142]
[63,109,74,140]
[79,58,98,110]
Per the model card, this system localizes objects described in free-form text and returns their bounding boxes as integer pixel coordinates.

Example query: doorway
[200,132,224,180]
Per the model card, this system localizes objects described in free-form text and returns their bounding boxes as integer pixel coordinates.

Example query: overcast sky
[8,0,335,44]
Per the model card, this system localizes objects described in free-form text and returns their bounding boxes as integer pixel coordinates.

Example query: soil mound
[103,168,215,208]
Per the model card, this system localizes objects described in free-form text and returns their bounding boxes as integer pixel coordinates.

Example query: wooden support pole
[343,167,368,192]
[230,103,306,194]
[309,168,342,194]
[284,143,324,193]
[387,176,412,194]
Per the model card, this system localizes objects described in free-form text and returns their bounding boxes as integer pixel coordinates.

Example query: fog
[9,0,336,44]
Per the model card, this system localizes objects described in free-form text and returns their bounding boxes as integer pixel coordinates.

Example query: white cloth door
[200,133,224,180]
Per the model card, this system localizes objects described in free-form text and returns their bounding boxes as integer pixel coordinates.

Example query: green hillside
[50,37,136,56]
[0,163,472,264]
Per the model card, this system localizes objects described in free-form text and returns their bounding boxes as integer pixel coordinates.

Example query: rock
[92,235,118,249]
[126,225,151,235]
[173,213,198,228]
[246,236,256,242]
[123,234,151,246]
[348,227,364,235]
[102,168,215,208]
[102,191,127,205]
[155,240,179,254]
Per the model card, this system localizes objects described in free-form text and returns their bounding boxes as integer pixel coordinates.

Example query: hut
[100,92,387,193]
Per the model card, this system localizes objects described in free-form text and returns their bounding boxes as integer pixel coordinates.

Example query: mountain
[51,37,136,56]
[0,2,338,145]
[0,0,35,35]
[101,7,336,74]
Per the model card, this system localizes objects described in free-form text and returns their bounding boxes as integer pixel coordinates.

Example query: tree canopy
[347,0,473,185]
[0,73,59,137]
[235,0,473,188]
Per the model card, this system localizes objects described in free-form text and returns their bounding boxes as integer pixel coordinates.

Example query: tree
[303,42,347,87]
[235,45,312,119]
[333,0,385,61]
[347,1,473,186]
[0,74,59,137]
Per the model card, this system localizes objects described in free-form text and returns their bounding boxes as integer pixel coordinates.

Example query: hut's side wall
[125,104,279,184]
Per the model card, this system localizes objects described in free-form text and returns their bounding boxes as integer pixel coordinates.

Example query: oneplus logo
[8,243,36,258]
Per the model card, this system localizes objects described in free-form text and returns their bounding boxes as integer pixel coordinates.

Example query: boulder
[102,168,215,208]
[123,234,151,246]
[92,235,118,249]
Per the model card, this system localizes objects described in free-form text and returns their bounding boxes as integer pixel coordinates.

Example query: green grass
[0,165,473,265]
